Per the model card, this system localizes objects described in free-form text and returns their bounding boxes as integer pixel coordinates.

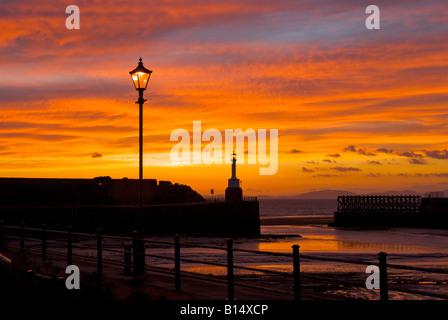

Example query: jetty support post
[132,230,145,276]
[41,224,47,265]
[379,252,389,301]
[0,221,5,254]
[124,244,132,275]
[292,244,302,300]
[227,238,235,301]
[174,234,182,291]
[97,228,103,276]
[67,225,73,266]
[20,222,25,252]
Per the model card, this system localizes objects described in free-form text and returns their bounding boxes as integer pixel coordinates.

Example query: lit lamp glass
[129,58,152,90]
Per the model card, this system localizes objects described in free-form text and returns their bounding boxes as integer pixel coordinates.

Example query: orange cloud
[1,0,448,195]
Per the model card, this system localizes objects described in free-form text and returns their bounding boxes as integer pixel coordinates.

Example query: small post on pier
[20,222,25,252]
[124,244,132,275]
[0,221,5,254]
[97,228,103,276]
[67,226,72,266]
[41,224,47,265]
[174,234,182,291]
[132,231,138,277]
[292,244,302,301]
[132,231,145,276]
[227,238,235,301]
[379,251,389,301]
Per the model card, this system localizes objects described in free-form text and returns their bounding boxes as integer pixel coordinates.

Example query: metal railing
[203,196,258,202]
[1,222,447,300]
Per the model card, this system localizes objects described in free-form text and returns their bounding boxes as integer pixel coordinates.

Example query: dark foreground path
[1,247,350,301]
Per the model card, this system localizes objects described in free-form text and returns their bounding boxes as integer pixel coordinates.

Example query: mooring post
[132,231,145,276]
[140,237,146,275]
[124,244,132,275]
[20,222,25,252]
[97,228,103,276]
[292,244,302,301]
[379,252,389,301]
[174,234,182,291]
[132,231,138,277]
[0,220,5,254]
[122,244,131,275]
[227,238,235,301]
[67,225,72,266]
[41,224,47,265]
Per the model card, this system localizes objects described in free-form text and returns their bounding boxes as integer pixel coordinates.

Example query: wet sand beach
[261,216,334,226]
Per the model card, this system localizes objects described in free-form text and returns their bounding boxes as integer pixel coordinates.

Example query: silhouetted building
[0,177,203,206]
[159,181,172,188]
[225,152,243,202]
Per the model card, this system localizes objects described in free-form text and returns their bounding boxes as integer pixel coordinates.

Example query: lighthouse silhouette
[225,152,243,202]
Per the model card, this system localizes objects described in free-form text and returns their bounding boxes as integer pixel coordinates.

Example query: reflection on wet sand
[244,235,429,255]
[259,223,448,255]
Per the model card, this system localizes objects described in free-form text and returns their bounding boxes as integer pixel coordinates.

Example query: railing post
[67,226,72,266]
[0,221,5,254]
[132,231,145,276]
[379,252,389,301]
[97,228,103,276]
[292,244,302,300]
[227,238,235,301]
[132,231,138,277]
[41,224,47,265]
[124,244,132,275]
[174,234,182,291]
[20,222,25,252]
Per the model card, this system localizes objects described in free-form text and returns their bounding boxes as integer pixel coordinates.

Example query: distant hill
[296,190,356,199]
[256,194,295,199]
[368,190,422,196]
[257,189,431,199]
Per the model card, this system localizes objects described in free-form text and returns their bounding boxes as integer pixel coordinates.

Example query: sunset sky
[1,0,448,196]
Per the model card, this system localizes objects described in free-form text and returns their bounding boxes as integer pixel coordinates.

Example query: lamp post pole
[138,88,145,239]
[129,58,152,275]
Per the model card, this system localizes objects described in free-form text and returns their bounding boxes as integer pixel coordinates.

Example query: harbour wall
[0,201,260,237]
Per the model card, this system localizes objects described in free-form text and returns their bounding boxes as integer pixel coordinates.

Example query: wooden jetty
[334,195,448,228]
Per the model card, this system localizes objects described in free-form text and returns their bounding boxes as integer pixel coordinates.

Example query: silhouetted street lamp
[129,58,152,240]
